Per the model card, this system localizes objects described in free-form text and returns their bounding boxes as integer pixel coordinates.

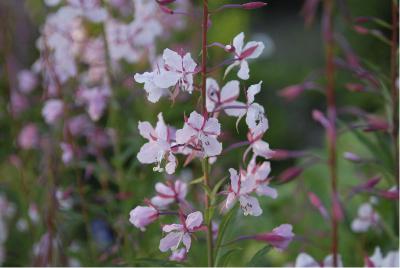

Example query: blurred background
[0,0,397,266]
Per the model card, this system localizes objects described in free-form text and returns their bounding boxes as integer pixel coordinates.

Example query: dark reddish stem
[323,0,339,266]
[201,1,214,267]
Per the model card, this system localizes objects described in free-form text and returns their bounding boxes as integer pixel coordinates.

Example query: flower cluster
[130,14,292,260]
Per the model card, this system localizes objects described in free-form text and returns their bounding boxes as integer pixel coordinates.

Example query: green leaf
[246,245,272,267]
[200,184,212,197]
[214,204,238,265]
[216,248,242,267]
[190,176,204,185]
[211,176,227,205]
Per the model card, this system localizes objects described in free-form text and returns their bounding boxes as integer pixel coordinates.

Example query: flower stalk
[201,1,214,266]
[322,0,339,266]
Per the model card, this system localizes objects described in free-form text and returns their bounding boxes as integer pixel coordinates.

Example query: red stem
[323,0,338,266]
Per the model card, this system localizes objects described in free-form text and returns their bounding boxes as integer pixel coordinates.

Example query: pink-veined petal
[220,80,240,102]
[159,231,183,252]
[137,142,161,164]
[243,41,265,59]
[203,117,221,135]
[229,168,240,193]
[247,81,262,104]
[182,233,192,252]
[163,48,182,70]
[185,211,203,230]
[163,224,184,233]
[138,121,154,140]
[233,32,245,54]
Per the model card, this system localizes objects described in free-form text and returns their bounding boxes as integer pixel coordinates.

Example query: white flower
[159,211,203,253]
[129,206,158,231]
[151,180,187,208]
[175,111,222,158]
[206,78,244,116]
[137,113,177,174]
[367,247,399,267]
[154,49,197,93]
[351,202,380,233]
[225,32,265,80]
[134,71,167,103]
[225,168,262,216]
[295,253,343,267]
[42,99,64,125]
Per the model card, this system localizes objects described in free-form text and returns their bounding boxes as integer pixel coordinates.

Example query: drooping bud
[277,166,303,184]
[363,115,389,132]
[252,224,294,251]
[308,192,329,219]
[343,151,362,163]
[242,2,268,10]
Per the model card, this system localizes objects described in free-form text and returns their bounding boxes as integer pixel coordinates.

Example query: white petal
[163,224,184,233]
[137,142,161,164]
[247,81,262,104]
[237,60,250,80]
[151,196,174,208]
[229,168,240,193]
[203,117,221,135]
[232,32,245,54]
[256,185,278,199]
[138,121,154,140]
[163,48,182,70]
[201,136,222,157]
[243,41,265,59]
[182,53,197,72]
[154,70,180,89]
[185,211,203,230]
[220,80,240,102]
[224,101,246,117]
[295,253,318,267]
[182,233,192,252]
[159,231,183,252]
[239,195,262,216]
[155,182,175,196]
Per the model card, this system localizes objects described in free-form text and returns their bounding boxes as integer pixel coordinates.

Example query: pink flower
[245,131,274,160]
[225,32,264,80]
[366,247,399,267]
[60,143,74,164]
[254,224,294,251]
[42,99,64,125]
[137,113,177,174]
[351,202,380,233]
[169,248,187,262]
[175,111,222,158]
[134,70,167,103]
[206,78,243,116]
[151,180,187,208]
[295,253,343,267]
[129,205,159,231]
[246,158,277,198]
[153,48,197,93]
[18,124,39,150]
[79,86,111,121]
[18,70,37,94]
[159,211,203,253]
[225,168,262,216]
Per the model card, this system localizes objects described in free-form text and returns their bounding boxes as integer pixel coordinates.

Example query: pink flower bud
[242,2,267,10]
[312,109,330,129]
[18,123,39,150]
[253,224,294,251]
[129,205,159,231]
[343,151,362,162]
[277,166,303,184]
[308,192,329,219]
[345,83,365,92]
[270,149,305,160]
[279,84,305,101]
[354,25,369,34]
[364,115,389,132]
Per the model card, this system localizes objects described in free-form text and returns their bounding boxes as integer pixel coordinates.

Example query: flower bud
[253,224,294,251]
[129,205,159,231]
[277,166,303,184]
[242,2,267,10]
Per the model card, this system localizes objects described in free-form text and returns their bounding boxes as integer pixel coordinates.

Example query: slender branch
[323,0,339,266]
[390,0,399,184]
[201,1,214,266]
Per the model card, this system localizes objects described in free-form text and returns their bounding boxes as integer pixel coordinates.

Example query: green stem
[201,2,213,266]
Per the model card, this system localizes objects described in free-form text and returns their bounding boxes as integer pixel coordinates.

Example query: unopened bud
[242,2,268,10]
[343,151,362,162]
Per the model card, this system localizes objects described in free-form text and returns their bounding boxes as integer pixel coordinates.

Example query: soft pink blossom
[159,211,203,253]
[366,247,399,267]
[295,253,343,267]
[225,32,265,80]
[351,202,380,233]
[42,99,64,125]
[79,86,111,121]
[151,180,187,208]
[18,70,37,94]
[254,224,294,251]
[18,124,39,150]
[129,205,159,231]
[225,168,262,216]
[175,111,222,158]
[169,248,187,262]
[137,113,177,174]
[206,78,243,116]
[153,48,197,93]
